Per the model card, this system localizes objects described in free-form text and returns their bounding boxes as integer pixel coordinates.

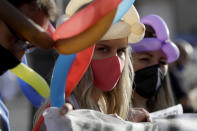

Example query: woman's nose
[109,50,118,57]
[151,59,160,66]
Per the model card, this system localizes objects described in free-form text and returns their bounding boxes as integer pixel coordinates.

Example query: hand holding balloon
[0,0,54,49]
[0,0,122,55]
[0,20,26,60]
[0,0,142,54]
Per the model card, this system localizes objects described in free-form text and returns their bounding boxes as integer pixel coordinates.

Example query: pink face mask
[91,56,125,91]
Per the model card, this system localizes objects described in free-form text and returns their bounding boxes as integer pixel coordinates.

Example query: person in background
[169,39,194,112]
[0,0,57,75]
[0,0,57,130]
[130,14,180,112]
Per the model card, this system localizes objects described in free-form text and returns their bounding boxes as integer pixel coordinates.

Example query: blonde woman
[130,14,180,112]
[34,20,151,130]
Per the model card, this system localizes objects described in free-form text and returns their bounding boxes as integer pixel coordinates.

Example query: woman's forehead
[134,50,167,59]
[97,38,128,47]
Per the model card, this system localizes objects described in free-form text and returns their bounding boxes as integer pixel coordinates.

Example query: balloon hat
[130,14,180,63]
[101,6,145,44]
[123,6,145,43]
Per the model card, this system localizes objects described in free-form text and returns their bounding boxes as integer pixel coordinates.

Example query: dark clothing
[26,48,58,84]
[0,45,20,75]
[169,70,187,100]
[169,69,195,113]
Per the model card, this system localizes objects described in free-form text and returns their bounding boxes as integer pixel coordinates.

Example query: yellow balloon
[10,63,50,98]
[55,8,117,54]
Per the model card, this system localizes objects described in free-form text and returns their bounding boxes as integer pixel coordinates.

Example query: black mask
[134,64,165,98]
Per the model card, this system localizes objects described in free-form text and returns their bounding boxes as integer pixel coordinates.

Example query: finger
[138,109,151,122]
[135,108,150,118]
[136,113,148,122]
[147,117,152,122]
[132,108,151,122]
[59,103,73,115]
[65,103,73,111]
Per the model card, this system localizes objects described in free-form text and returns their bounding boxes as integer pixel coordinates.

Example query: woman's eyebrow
[96,44,109,48]
[160,57,167,61]
[140,52,153,57]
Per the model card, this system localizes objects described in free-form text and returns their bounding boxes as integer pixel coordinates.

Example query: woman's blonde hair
[34,47,134,125]
[73,47,134,120]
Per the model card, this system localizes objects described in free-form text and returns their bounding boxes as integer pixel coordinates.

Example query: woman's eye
[139,58,149,62]
[96,47,108,52]
[159,61,167,65]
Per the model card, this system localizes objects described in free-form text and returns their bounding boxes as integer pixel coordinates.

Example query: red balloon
[65,45,95,99]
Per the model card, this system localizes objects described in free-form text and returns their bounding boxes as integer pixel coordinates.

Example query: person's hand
[128,108,151,122]
[59,103,73,116]
[109,113,125,121]
[0,20,27,60]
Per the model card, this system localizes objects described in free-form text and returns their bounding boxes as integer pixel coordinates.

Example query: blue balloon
[113,0,135,24]
[50,54,76,107]
[17,55,45,108]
